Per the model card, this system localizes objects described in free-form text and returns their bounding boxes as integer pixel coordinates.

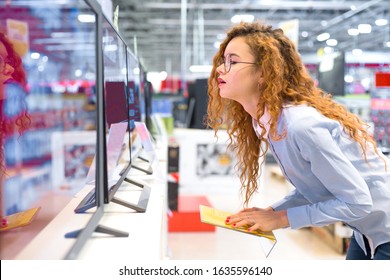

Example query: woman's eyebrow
[224,52,240,59]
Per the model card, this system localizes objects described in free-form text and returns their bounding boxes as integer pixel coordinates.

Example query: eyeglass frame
[220,53,257,73]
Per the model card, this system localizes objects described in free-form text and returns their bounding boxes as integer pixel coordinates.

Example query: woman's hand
[225,207,289,232]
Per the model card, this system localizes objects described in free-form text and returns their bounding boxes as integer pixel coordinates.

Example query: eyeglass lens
[223,54,231,73]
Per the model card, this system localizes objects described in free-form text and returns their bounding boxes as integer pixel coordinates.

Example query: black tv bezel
[72,12,151,215]
[65,0,120,260]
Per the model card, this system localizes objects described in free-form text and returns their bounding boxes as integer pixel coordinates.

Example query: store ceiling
[112,0,390,75]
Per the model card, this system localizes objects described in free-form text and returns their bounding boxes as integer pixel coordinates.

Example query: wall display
[196,143,235,177]
[173,129,242,192]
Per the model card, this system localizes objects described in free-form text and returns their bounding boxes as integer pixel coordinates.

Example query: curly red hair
[1,32,30,173]
[207,22,383,206]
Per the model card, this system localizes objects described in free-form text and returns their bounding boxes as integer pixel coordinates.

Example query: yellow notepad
[0,207,41,232]
[199,205,276,241]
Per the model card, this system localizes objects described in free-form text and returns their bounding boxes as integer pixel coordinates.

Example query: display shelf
[14,154,168,260]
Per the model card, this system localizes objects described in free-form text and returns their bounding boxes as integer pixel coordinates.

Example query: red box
[168,195,215,232]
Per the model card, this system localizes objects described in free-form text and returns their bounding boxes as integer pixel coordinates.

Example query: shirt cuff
[271,200,288,211]
[287,206,312,229]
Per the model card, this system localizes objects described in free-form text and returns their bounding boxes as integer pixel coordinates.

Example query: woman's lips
[217,77,226,86]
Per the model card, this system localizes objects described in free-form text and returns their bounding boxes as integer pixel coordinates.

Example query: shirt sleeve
[271,189,310,210]
[286,121,373,229]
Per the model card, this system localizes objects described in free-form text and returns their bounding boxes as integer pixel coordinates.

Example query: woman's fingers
[225,211,257,227]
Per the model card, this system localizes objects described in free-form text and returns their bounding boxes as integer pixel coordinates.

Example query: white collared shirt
[253,105,390,257]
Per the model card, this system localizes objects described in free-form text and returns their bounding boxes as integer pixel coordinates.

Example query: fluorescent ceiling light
[133,67,140,75]
[75,69,83,77]
[189,65,213,73]
[352,48,363,56]
[326,39,338,46]
[375,19,388,26]
[386,41,390,48]
[358,24,371,34]
[316,33,330,42]
[324,47,334,54]
[231,14,254,23]
[104,44,118,52]
[78,14,95,23]
[348,28,359,36]
[31,52,40,59]
[344,75,354,83]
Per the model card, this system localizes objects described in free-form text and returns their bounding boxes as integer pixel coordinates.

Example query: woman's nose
[216,63,224,75]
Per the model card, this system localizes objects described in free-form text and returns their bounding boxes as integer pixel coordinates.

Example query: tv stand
[131,163,153,175]
[131,151,154,175]
[111,184,151,213]
[124,177,144,188]
[65,224,128,239]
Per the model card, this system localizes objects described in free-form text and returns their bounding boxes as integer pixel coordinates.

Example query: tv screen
[141,70,153,130]
[318,52,345,96]
[127,49,142,130]
[126,49,153,175]
[73,15,150,214]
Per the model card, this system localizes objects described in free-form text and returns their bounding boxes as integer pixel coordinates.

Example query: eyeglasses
[220,54,257,73]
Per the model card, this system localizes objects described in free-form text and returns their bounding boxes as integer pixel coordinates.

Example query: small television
[318,52,345,96]
[139,66,153,131]
[187,78,209,129]
[73,14,150,215]
[127,48,153,175]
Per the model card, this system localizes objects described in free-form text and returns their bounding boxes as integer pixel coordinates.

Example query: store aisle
[167,164,346,260]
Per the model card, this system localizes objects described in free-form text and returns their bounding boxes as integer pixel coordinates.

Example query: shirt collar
[252,107,271,139]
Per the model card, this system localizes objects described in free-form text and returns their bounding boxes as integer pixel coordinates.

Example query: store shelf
[15,155,168,260]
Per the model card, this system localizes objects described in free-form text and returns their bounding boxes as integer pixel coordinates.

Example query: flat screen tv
[318,52,345,96]
[127,48,153,175]
[63,0,128,260]
[73,14,150,215]
[142,70,153,131]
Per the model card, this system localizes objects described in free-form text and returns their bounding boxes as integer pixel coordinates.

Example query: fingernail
[226,216,230,219]
[233,223,236,227]
[1,218,7,227]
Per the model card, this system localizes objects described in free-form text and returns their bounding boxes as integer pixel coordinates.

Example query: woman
[0,32,29,227]
[207,22,390,260]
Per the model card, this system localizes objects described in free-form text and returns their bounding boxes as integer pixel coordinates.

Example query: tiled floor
[167,164,346,260]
